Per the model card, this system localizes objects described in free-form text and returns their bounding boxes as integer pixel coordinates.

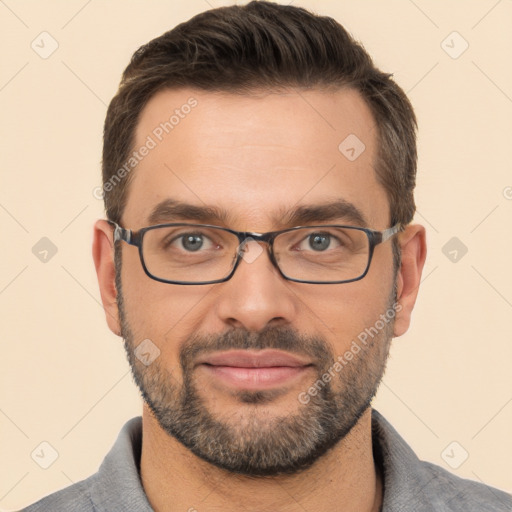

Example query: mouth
[196,349,314,390]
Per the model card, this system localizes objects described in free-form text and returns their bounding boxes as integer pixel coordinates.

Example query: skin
[93,87,426,512]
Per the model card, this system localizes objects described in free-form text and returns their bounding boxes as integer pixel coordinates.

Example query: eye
[181,234,206,251]
[299,232,342,252]
[168,232,216,252]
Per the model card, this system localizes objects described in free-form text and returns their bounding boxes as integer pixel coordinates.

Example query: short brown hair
[102,0,417,233]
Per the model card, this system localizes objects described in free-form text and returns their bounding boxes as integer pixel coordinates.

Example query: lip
[197,350,314,390]
[197,349,313,368]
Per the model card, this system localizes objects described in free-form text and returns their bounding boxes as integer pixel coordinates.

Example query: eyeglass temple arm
[107,220,135,245]
[380,223,403,243]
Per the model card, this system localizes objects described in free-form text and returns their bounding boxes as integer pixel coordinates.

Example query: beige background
[1,0,511,510]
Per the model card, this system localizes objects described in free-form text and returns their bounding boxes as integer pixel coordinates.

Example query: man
[24,1,511,511]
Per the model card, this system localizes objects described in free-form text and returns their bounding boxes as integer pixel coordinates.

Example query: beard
[115,245,396,477]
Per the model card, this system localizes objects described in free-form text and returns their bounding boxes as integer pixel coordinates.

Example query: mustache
[178,325,333,370]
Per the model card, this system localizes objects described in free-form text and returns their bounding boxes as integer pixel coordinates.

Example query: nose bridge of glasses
[238,231,270,252]
[235,232,275,264]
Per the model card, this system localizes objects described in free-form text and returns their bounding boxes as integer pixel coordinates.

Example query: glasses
[108,221,402,285]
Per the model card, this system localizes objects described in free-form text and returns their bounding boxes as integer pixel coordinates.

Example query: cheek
[298,269,394,352]
[120,255,212,359]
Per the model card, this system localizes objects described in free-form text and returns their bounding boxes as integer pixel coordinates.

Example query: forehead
[123,87,390,230]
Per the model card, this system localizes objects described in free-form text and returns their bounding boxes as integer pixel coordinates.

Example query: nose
[213,239,298,332]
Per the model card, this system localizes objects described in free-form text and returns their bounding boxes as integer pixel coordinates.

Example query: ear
[92,219,121,336]
[393,224,427,337]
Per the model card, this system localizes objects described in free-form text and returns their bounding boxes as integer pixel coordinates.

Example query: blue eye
[165,231,217,253]
[180,234,204,252]
[296,232,342,252]
[308,233,331,251]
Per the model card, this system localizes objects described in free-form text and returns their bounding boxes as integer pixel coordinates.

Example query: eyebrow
[146,198,369,229]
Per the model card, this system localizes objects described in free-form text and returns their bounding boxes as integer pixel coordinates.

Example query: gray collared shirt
[23,409,512,511]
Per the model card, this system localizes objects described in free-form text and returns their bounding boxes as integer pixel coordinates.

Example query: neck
[140,405,383,512]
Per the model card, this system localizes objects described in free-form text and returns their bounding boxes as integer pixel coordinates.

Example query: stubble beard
[115,245,396,477]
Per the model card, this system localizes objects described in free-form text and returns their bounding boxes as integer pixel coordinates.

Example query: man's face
[116,88,397,476]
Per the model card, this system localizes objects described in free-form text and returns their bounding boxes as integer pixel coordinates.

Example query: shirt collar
[89,416,153,511]
[371,409,438,511]
[87,409,436,511]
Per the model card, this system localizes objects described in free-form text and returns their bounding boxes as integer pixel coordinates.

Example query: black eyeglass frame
[108,220,403,285]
